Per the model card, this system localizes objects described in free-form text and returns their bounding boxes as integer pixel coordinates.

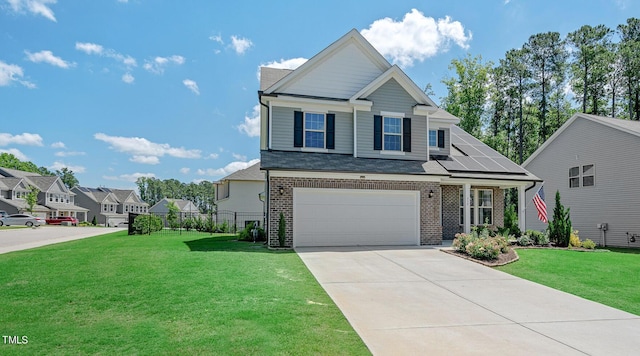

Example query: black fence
[128,211,264,236]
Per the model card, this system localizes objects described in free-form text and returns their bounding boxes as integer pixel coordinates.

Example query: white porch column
[463,183,471,234]
[518,185,526,233]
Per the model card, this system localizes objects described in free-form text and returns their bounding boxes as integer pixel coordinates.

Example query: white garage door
[293,188,420,247]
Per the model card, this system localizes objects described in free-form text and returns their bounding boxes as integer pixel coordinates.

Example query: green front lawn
[496,248,640,315]
[0,231,369,355]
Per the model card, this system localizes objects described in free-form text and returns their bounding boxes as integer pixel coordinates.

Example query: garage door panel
[293,188,420,247]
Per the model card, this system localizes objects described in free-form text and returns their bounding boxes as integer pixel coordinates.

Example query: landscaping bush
[503,204,521,237]
[132,214,163,234]
[548,190,572,247]
[494,235,510,253]
[238,222,266,242]
[581,239,596,249]
[183,218,195,231]
[525,229,549,246]
[278,213,286,247]
[91,216,97,226]
[452,233,474,252]
[465,237,501,260]
[517,234,533,246]
[569,230,581,248]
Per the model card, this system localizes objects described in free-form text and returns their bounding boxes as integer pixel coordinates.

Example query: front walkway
[296,246,640,355]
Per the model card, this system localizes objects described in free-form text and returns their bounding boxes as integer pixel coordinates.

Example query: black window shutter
[294,111,303,147]
[373,115,382,150]
[326,113,335,149]
[437,129,445,148]
[403,118,411,152]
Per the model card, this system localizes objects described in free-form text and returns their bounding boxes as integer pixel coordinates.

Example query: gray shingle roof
[260,67,293,92]
[260,150,447,176]
[0,167,42,178]
[578,113,640,135]
[221,162,264,181]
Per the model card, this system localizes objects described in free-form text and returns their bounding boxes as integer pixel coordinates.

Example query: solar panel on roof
[454,157,488,171]
[473,157,508,172]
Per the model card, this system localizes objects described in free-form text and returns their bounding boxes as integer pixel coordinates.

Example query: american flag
[533,185,548,223]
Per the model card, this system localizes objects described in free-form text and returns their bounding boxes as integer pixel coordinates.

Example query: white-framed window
[383,116,402,151]
[428,130,437,147]
[569,165,594,188]
[583,164,595,187]
[459,189,493,226]
[304,112,325,148]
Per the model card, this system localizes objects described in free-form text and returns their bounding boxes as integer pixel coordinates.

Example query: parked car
[45,216,79,226]
[0,214,45,227]
[0,210,7,218]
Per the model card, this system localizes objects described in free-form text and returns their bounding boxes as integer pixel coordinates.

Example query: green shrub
[91,216,97,226]
[183,218,195,231]
[525,229,548,245]
[581,239,596,249]
[569,230,581,248]
[238,222,266,242]
[548,190,572,247]
[517,234,533,246]
[132,214,163,235]
[503,204,521,237]
[494,235,510,253]
[465,238,501,260]
[452,233,473,252]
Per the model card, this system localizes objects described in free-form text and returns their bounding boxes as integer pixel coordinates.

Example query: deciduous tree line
[441,18,640,165]
[135,177,216,213]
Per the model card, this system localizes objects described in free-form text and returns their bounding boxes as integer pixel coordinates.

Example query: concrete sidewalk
[297,246,640,355]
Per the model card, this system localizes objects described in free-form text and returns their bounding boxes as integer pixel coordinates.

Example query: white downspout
[353,107,358,158]
[464,183,471,234]
[518,185,526,232]
[268,101,273,149]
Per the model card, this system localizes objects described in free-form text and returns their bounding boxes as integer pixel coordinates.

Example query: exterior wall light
[278,186,285,195]
[429,189,434,198]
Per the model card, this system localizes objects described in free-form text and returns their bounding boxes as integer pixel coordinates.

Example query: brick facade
[268,176,442,247]
[441,185,505,239]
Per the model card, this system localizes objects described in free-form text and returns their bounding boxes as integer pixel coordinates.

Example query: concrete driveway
[297,246,640,356]
[0,226,123,254]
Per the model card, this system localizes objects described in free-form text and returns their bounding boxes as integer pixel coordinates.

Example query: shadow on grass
[606,247,640,254]
[184,235,291,253]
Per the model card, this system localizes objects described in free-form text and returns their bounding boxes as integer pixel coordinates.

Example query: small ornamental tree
[25,186,39,215]
[278,212,286,247]
[548,190,572,247]
[166,201,179,230]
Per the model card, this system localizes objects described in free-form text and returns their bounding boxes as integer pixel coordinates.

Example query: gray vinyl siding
[357,79,428,160]
[270,106,353,154]
[429,126,451,157]
[524,118,640,247]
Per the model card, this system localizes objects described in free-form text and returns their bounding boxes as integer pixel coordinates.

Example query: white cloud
[103,172,155,182]
[143,55,185,74]
[0,148,28,160]
[7,0,57,21]
[51,141,65,148]
[49,161,86,173]
[117,0,129,3]
[230,35,253,55]
[94,133,201,164]
[361,9,472,67]
[197,158,260,177]
[122,72,134,84]
[209,34,223,44]
[0,132,43,146]
[180,167,190,174]
[75,42,137,68]
[232,153,247,161]
[183,79,199,95]
[25,50,74,68]
[55,151,85,157]
[207,153,219,159]
[130,155,160,165]
[237,104,260,137]
[0,60,36,88]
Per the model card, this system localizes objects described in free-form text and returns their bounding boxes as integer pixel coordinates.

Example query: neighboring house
[258,29,539,248]
[524,113,640,248]
[0,167,88,219]
[0,177,49,216]
[214,162,265,214]
[72,187,148,226]
[149,198,199,221]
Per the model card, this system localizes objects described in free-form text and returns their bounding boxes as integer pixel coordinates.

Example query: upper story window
[374,114,411,153]
[429,129,446,149]
[304,113,325,148]
[383,117,402,151]
[294,111,335,150]
[569,165,594,188]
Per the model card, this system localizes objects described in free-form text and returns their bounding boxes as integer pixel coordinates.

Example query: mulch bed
[441,248,519,267]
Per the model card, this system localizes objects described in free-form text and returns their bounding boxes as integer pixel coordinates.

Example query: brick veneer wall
[268,176,442,247]
[441,185,505,239]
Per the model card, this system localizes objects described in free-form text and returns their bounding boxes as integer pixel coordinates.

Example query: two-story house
[72,187,149,226]
[259,29,539,247]
[0,167,88,219]
[214,162,265,214]
[0,176,49,216]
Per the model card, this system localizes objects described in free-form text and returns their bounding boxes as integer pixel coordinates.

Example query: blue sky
[1,0,637,189]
